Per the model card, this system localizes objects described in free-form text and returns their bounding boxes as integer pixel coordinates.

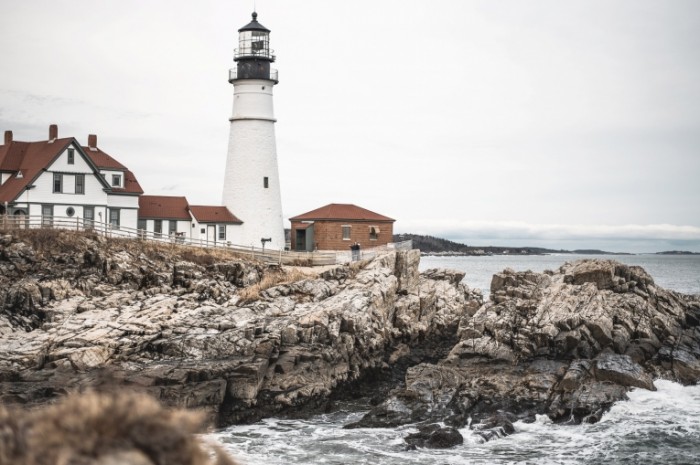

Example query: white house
[189,205,242,245]
[0,125,142,230]
[138,195,242,245]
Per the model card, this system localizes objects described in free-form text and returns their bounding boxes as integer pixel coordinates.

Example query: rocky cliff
[350,259,700,437]
[2,230,699,446]
[0,230,481,426]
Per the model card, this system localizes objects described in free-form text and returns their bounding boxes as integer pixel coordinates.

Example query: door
[42,205,53,228]
[84,206,94,230]
[207,225,216,244]
[137,219,147,239]
[295,230,306,251]
[12,209,27,229]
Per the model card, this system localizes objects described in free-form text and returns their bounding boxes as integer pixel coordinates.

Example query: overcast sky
[1,0,699,252]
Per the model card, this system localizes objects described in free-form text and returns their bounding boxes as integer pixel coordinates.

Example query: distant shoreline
[395,233,634,256]
[420,251,633,257]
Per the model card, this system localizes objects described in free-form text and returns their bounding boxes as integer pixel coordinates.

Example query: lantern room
[235,12,275,62]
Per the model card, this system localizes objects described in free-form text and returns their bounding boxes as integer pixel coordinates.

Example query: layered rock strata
[0,231,481,426]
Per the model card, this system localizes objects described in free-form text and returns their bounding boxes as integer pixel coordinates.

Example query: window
[263,177,269,188]
[200,228,206,234]
[369,226,379,241]
[342,225,351,240]
[154,219,162,237]
[168,220,177,236]
[75,174,85,194]
[42,205,53,227]
[66,207,75,217]
[109,209,120,229]
[218,225,226,240]
[112,174,121,187]
[67,148,75,164]
[53,173,63,193]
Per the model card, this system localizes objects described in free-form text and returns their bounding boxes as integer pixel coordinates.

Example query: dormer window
[67,148,75,164]
[112,174,122,187]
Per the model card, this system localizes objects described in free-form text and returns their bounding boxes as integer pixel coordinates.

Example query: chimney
[88,134,97,149]
[3,130,12,145]
[49,124,58,140]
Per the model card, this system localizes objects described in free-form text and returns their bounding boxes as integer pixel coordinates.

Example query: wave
[209,380,700,465]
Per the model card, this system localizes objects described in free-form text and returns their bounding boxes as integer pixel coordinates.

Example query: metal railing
[0,214,412,266]
[234,48,276,61]
[228,68,279,83]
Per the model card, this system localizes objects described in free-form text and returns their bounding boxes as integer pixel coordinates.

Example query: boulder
[404,424,463,449]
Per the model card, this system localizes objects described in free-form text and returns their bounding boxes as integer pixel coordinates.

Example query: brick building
[289,203,394,251]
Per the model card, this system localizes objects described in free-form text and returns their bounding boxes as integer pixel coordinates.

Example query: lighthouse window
[264,177,269,188]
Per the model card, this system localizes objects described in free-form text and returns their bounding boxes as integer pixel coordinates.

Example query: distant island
[656,250,700,255]
[393,233,630,256]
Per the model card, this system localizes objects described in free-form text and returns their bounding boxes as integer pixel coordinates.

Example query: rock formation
[2,230,699,449]
[0,230,481,426]
[351,260,700,432]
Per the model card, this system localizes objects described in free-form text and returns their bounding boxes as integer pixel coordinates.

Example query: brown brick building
[289,203,395,251]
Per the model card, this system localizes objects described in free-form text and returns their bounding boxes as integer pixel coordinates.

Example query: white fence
[0,214,412,266]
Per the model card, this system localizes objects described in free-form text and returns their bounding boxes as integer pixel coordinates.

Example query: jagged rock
[404,424,463,449]
[471,413,515,441]
[0,232,478,428]
[594,352,654,390]
[354,259,700,429]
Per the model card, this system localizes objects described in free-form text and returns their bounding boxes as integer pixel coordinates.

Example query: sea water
[211,255,700,464]
[419,253,700,297]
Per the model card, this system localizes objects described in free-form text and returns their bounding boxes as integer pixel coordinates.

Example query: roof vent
[3,130,12,145]
[48,124,58,143]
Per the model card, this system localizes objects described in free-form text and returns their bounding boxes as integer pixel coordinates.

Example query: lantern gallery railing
[234,48,276,61]
[228,68,279,83]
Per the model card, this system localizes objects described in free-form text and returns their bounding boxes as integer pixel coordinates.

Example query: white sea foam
[209,381,700,465]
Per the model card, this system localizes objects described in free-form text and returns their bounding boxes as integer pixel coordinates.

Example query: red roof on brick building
[189,205,242,224]
[289,203,394,222]
[138,195,191,220]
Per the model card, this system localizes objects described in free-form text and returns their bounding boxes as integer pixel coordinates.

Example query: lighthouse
[222,12,285,249]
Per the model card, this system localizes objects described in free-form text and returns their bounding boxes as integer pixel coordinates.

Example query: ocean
[211,254,700,464]
[419,253,700,297]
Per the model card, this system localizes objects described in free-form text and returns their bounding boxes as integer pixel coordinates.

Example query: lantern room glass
[238,30,270,58]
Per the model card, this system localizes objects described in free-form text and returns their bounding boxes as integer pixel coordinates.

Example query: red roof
[138,195,191,220]
[82,146,143,195]
[290,203,395,222]
[189,205,242,224]
[82,146,127,170]
[0,138,74,203]
[0,133,143,202]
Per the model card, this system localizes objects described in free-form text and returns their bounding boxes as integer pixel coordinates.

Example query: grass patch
[238,268,308,305]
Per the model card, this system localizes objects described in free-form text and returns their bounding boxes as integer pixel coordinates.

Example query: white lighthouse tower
[222,12,285,249]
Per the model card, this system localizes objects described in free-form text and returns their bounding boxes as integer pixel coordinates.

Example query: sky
[1,0,699,253]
